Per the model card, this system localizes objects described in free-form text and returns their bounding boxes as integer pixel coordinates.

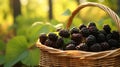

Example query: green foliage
[27,22,56,43]
[21,48,40,66]
[62,9,71,16]
[5,36,29,67]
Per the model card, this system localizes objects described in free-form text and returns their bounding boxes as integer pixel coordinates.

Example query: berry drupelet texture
[86,35,96,46]
[59,29,70,38]
[76,43,88,51]
[39,33,48,44]
[65,44,76,50]
[103,24,111,34]
[48,33,58,41]
[88,22,96,27]
[80,27,90,37]
[70,27,80,34]
[90,43,102,52]
[79,24,86,30]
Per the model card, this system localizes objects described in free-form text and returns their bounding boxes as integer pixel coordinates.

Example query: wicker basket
[36,2,120,67]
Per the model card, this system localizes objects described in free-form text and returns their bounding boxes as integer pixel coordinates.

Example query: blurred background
[0,0,120,67]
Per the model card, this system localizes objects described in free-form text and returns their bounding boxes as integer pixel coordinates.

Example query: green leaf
[0,40,5,51]
[62,9,71,16]
[22,48,40,66]
[27,22,56,44]
[0,55,4,65]
[5,36,29,67]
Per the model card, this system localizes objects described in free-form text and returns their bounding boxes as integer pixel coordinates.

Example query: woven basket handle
[66,2,120,31]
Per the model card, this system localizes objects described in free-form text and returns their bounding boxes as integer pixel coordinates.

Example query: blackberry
[88,22,96,27]
[55,38,64,49]
[103,24,111,34]
[96,33,105,43]
[112,31,119,40]
[80,27,90,37]
[100,42,110,51]
[48,33,58,41]
[106,34,112,41]
[65,44,76,50]
[110,47,117,50]
[88,26,98,36]
[59,29,70,38]
[79,24,86,30]
[90,43,102,52]
[108,39,119,47]
[70,27,79,34]
[86,35,96,46]
[71,33,82,44]
[39,33,48,44]
[99,30,107,36]
[44,39,55,47]
[76,43,88,51]
[69,40,78,46]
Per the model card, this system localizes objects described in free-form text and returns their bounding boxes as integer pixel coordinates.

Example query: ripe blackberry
[71,33,82,44]
[65,44,76,50]
[90,43,102,52]
[79,24,86,30]
[86,35,96,46]
[96,33,105,43]
[80,27,90,37]
[108,39,119,47]
[88,22,96,27]
[44,39,55,47]
[110,47,117,50]
[88,26,98,36]
[112,31,119,40]
[70,27,79,34]
[69,40,78,46]
[48,33,58,41]
[76,43,88,51]
[59,29,70,38]
[39,33,48,44]
[55,38,64,49]
[99,30,107,36]
[103,24,111,34]
[106,34,112,41]
[100,42,110,51]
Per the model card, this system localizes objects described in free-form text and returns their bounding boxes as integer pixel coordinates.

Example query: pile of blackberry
[39,22,120,52]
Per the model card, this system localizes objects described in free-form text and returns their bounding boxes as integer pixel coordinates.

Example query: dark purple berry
[112,31,119,40]
[65,44,76,50]
[96,33,105,43]
[88,26,98,36]
[39,33,48,44]
[99,30,107,36]
[44,39,55,47]
[76,43,88,51]
[59,29,70,38]
[103,24,111,34]
[108,39,119,47]
[71,33,82,44]
[90,43,102,52]
[106,34,112,41]
[100,42,110,51]
[55,38,64,49]
[86,35,96,46]
[79,24,86,30]
[88,22,96,27]
[48,33,58,41]
[70,27,79,34]
[80,27,90,37]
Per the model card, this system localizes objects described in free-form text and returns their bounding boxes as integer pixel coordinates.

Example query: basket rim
[36,41,120,60]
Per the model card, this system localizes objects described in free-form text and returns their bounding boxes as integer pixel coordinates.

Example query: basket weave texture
[36,2,120,67]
